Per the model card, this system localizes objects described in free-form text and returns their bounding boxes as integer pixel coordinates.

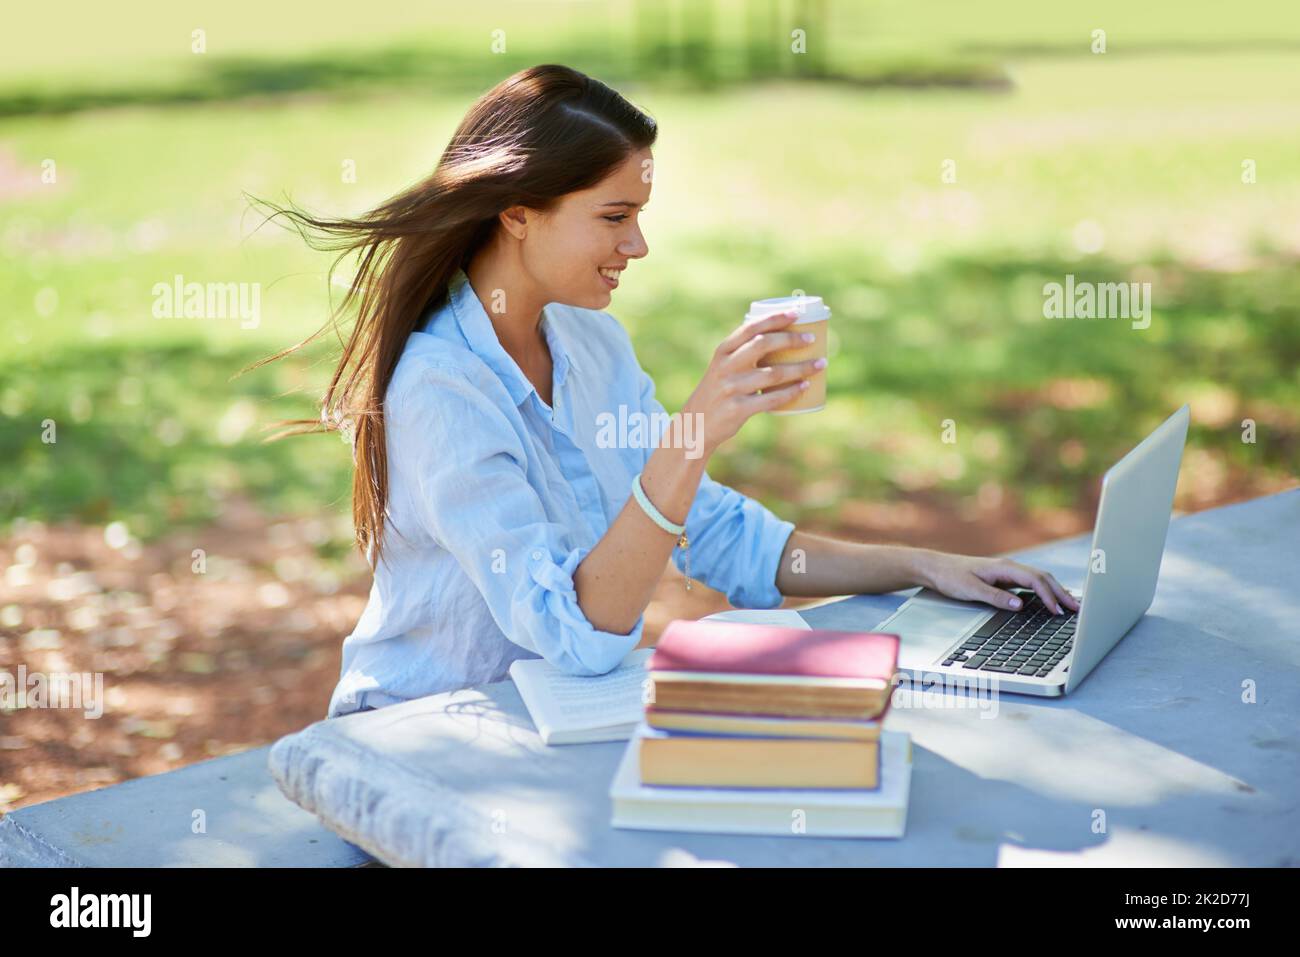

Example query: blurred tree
[746,0,782,77]
[793,0,830,77]
[635,0,674,75]
[682,0,719,87]
[631,0,832,86]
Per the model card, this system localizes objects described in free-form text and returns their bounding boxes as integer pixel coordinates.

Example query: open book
[510,608,811,745]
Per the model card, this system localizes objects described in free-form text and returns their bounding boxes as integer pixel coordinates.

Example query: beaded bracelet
[631,471,691,590]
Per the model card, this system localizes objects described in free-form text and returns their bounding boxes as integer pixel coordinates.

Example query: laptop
[873,404,1190,697]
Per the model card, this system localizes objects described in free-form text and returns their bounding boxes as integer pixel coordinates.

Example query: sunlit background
[2,0,1298,809]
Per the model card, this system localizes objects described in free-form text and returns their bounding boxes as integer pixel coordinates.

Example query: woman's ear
[498,205,530,240]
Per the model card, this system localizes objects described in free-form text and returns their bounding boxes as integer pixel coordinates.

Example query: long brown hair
[245,64,657,570]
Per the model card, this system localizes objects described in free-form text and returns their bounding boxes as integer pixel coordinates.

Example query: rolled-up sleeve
[396,364,642,675]
[629,351,795,609]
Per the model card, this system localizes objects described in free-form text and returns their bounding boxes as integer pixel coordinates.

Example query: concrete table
[0,745,376,867]
[268,489,1300,867]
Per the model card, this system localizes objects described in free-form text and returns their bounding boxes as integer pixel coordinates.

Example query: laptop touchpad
[887,601,990,661]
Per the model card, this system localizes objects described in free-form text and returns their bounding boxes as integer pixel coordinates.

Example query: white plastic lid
[744,294,831,325]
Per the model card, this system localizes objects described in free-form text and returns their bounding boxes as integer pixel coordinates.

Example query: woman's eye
[603,214,628,223]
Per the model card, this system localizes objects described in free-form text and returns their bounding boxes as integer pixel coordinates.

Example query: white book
[610,726,912,838]
[509,610,810,745]
[510,648,654,745]
[702,608,812,630]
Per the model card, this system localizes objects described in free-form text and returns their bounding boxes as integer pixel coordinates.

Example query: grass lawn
[2,10,1298,549]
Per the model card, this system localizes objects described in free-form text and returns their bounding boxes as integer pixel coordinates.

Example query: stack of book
[609,618,912,838]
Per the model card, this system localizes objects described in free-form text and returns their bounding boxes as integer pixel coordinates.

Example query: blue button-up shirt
[327,268,795,717]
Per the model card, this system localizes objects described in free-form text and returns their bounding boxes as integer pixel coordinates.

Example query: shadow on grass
[2,251,1296,541]
[633,243,1300,512]
[0,339,352,542]
[959,38,1300,58]
[0,38,1010,118]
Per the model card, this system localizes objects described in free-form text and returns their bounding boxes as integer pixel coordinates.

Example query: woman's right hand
[681,310,826,457]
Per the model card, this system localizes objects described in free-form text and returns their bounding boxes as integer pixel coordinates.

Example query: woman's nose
[620,224,649,259]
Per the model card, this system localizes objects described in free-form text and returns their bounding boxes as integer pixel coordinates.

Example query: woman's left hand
[914,551,1080,616]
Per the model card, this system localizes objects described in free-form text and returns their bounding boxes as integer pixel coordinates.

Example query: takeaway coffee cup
[743,294,831,414]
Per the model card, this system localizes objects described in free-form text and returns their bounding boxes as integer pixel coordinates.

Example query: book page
[547,663,646,724]
[513,648,651,733]
[703,609,812,629]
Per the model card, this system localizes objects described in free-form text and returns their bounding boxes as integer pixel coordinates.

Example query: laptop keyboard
[941,590,1076,678]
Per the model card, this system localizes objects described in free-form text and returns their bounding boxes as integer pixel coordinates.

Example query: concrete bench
[0,744,377,867]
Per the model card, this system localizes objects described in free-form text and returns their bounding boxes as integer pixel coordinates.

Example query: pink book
[650,619,900,685]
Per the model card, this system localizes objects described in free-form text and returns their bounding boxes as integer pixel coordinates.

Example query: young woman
[257,64,1078,718]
